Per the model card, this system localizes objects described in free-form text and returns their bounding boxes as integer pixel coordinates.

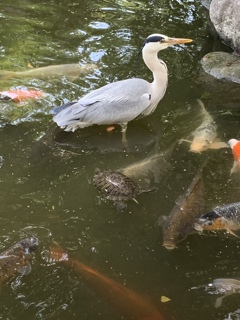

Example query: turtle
[93,168,150,210]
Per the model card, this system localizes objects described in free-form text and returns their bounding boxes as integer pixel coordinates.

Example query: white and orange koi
[181,100,228,153]
[0,89,45,103]
[228,138,240,174]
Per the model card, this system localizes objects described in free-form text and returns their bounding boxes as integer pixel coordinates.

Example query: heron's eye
[159,39,165,43]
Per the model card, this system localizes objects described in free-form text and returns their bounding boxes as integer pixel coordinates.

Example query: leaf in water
[161,296,171,303]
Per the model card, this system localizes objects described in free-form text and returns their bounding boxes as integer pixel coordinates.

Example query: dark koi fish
[50,244,165,320]
[160,166,205,250]
[0,237,39,284]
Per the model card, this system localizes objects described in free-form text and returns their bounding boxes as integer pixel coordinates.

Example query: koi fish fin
[0,70,16,80]
[140,188,153,194]
[226,228,240,238]
[132,198,139,204]
[208,141,229,150]
[183,222,196,235]
[178,139,191,145]
[230,160,240,174]
[215,293,232,308]
[157,215,168,226]
[194,222,203,232]
[175,194,188,209]
[115,201,127,212]
[214,296,224,308]
[18,261,31,275]
[196,99,207,113]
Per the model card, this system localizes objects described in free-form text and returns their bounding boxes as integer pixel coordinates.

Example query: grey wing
[53,78,151,128]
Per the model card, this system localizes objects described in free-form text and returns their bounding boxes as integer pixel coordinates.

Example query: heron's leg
[120,123,128,149]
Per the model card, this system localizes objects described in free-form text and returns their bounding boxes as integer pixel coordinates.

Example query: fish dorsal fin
[185,172,202,198]
[17,261,32,275]
[175,195,186,209]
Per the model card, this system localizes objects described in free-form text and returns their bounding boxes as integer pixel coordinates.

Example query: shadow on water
[27,115,164,163]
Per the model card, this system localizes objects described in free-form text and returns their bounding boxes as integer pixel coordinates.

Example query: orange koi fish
[228,139,240,174]
[50,244,165,320]
[0,89,45,103]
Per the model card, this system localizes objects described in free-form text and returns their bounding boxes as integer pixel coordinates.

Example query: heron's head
[142,33,193,52]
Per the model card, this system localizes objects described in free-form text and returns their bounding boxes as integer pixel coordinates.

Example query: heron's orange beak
[166,37,193,45]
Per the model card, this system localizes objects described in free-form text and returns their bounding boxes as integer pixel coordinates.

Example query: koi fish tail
[196,99,206,113]
[0,70,16,80]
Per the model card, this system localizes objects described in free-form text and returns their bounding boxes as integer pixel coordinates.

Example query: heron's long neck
[142,49,168,90]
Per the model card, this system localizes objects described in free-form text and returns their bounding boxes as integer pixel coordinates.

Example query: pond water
[1,0,240,319]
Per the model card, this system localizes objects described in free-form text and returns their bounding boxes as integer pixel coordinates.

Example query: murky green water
[1,1,240,319]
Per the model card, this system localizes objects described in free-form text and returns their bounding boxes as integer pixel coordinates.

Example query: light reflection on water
[0,0,239,319]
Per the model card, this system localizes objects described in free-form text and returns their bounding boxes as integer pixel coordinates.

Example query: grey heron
[51,34,192,146]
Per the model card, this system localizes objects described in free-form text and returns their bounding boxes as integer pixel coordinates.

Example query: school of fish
[1,42,240,318]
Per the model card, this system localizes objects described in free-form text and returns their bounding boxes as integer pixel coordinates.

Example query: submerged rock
[201,52,240,84]
[201,0,211,10]
[210,0,240,53]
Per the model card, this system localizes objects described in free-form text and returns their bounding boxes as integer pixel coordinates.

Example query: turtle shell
[93,168,140,201]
